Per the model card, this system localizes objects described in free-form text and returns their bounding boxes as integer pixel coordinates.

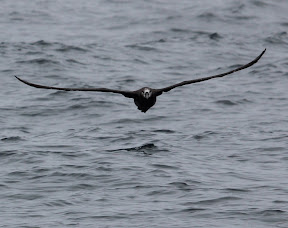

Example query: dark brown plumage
[15,49,266,113]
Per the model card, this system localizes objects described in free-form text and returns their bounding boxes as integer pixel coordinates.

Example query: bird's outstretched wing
[156,49,266,93]
[15,76,136,98]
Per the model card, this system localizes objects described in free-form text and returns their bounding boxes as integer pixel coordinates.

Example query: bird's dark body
[15,49,266,113]
[134,93,157,113]
[131,87,160,112]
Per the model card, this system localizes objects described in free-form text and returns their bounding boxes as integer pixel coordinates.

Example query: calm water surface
[1,0,288,227]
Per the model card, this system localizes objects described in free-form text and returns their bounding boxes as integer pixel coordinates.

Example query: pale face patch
[142,88,152,99]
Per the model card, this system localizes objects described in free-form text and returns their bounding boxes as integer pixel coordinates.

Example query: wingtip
[15,75,23,82]
[15,76,28,85]
[257,48,266,61]
[15,75,23,81]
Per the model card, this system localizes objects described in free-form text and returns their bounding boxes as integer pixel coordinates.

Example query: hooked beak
[144,92,150,99]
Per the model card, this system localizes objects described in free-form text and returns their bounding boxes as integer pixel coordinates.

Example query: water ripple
[1,0,288,227]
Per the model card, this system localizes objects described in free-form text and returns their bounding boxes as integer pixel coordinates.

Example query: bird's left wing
[15,76,136,98]
[156,49,266,94]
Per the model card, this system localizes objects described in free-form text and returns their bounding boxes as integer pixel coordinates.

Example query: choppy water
[1,0,288,227]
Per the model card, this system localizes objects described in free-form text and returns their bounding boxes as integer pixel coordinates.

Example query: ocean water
[1,0,288,227]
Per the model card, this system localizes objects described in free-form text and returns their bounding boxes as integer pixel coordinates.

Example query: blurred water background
[1,0,288,227]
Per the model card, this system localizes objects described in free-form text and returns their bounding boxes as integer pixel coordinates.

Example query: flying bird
[16,49,266,113]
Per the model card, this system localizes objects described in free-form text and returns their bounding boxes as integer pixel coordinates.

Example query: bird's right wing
[15,76,136,98]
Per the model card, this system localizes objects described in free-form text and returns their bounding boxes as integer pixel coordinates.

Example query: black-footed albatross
[15,49,266,113]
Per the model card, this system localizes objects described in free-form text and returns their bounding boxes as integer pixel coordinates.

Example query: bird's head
[142,88,152,99]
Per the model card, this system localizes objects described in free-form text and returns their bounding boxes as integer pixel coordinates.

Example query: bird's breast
[134,96,157,112]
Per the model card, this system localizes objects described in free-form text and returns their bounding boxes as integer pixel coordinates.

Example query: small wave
[255,147,286,152]
[169,181,189,187]
[157,38,166,43]
[48,90,69,96]
[93,55,113,61]
[252,0,271,7]
[66,59,86,65]
[0,150,17,157]
[107,143,157,152]
[195,196,241,205]
[30,40,52,46]
[8,171,28,177]
[228,15,257,21]
[30,40,89,53]
[7,193,44,201]
[215,98,252,106]
[257,209,286,216]
[209,32,222,40]
[197,12,219,22]
[44,199,74,207]
[253,209,288,223]
[126,143,157,151]
[193,131,218,140]
[265,32,288,45]
[274,200,288,204]
[141,38,167,45]
[215,100,237,106]
[1,69,13,73]
[117,78,136,84]
[146,189,175,196]
[1,136,24,142]
[33,144,75,149]
[151,163,179,170]
[108,143,167,154]
[152,129,175,134]
[50,171,95,179]
[181,208,206,213]
[189,31,223,42]
[143,115,167,121]
[25,51,43,55]
[126,44,158,52]
[169,181,195,191]
[16,58,60,65]
[170,28,191,33]
[133,58,149,65]
[111,118,142,124]
[225,188,250,192]
[0,184,8,190]
[69,183,96,191]
[67,104,88,110]
[115,75,136,84]
[56,45,88,53]
[280,22,288,27]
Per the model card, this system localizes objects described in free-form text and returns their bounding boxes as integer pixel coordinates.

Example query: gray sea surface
[1,0,288,227]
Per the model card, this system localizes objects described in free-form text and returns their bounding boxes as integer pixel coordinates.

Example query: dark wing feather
[157,49,266,93]
[15,76,136,98]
